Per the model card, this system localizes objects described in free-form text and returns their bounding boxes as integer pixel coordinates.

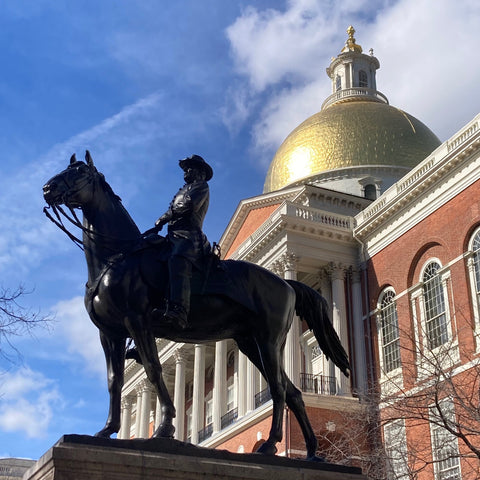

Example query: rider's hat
[179,154,213,181]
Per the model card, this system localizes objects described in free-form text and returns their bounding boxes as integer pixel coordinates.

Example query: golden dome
[263,101,441,193]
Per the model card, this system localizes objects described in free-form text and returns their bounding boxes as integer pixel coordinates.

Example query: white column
[119,396,133,439]
[191,344,205,444]
[351,267,367,395]
[246,359,256,412]
[304,342,313,375]
[154,398,161,432]
[283,253,301,387]
[134,388,143,438]
[173,349,187,441]
[318,270,336,384]
[213,340,227,433]
[139,380,153,438]
[330,263,350,395]
[237,349,247,417]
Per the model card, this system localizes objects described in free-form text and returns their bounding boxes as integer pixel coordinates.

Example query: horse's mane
[93,168,140,234]
[97,172,122,203]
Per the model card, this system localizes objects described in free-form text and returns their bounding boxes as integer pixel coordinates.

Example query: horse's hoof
[153,423,175,438]
[306,455,326,462]
[255,441,277,456]
[94,427,115,438]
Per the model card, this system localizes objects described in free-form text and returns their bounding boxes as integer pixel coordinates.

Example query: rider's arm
[155,182,208,228]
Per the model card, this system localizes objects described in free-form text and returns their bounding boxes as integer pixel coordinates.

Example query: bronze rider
[150,155,212,328]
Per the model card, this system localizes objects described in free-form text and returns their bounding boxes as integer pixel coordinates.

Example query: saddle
[136,235,257,314]
[88,235,259,318]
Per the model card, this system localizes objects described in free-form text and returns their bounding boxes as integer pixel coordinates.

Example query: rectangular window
[424,280,448,348]
[384,419,409,479]
[227,382,235,412]
[430,399,461,480]
[205,398,213,426]
[379,290,401,374]
[381,302,401,372]
[423,263,449,350]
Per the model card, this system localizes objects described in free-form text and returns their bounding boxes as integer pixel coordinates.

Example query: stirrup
[164,303,188,329]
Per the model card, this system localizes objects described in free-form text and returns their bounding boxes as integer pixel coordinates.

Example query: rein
[43,205,85,251]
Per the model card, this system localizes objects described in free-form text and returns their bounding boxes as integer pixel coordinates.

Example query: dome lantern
[324,26,385,109]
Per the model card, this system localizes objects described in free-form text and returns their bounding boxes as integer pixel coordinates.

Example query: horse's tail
[286,279,350,377]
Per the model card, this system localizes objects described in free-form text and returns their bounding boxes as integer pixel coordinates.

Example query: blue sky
[1,0,479,460]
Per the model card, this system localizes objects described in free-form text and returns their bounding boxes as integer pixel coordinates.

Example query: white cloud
[226,0,375,92]
[0,91,165,278]
[225,0,480,158]
[0,367,62,438]
[54,296,105,378]
[369,0,480,140]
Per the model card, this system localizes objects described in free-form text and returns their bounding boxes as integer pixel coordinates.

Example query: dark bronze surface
[43,151,350,461]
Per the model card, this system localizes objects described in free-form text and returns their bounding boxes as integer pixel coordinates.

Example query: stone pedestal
[24,435,367,480]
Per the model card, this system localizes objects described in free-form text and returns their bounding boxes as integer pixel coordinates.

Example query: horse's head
[43,151,97,208]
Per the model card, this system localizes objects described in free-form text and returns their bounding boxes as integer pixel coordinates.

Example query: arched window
[471,229,480,301]
[336,75,341,91]
[467,227,480,340]
[379,289,401,373]
[422,262,448,349]
[359,70,368,87]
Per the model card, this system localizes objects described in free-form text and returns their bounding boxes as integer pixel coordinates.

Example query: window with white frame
[429,398,461,480]
[472,229,480,292]
[467,228,480,336]
[336,75,342,91]
[383,419,409,480]
[378,289,401,374]
[226,376,236,413]
[422,261,449,349]
[205,395,213,426]
[359,69,368,87]
[186,408,192,441]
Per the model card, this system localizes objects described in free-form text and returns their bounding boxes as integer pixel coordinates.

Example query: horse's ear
[85,150,94,168]
[69,154,77,165]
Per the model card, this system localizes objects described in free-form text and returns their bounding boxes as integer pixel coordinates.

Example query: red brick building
[355,116,480,479]
[120,26,480,478]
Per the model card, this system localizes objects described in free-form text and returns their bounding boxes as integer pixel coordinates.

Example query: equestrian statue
[42,151,350,461]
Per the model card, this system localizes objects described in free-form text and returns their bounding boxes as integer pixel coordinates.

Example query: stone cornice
[220,184,369,260]
[219,186,305,256]
[354,114,480,254]
[227,201,356,263]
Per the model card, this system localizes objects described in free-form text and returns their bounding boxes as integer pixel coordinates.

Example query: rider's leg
[165,255,192,328]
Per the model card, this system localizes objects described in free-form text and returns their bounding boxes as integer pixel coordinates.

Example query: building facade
[119,26,480,478]
[355,114,480,479]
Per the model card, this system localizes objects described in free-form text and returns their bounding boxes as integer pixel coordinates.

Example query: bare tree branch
[0,284,52,363]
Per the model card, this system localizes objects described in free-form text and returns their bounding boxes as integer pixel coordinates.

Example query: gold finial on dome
[341,25,362,53]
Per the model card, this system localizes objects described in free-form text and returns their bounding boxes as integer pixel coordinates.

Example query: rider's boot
[163,256,191,329]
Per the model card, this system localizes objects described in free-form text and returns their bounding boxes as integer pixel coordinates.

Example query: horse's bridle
[44,164,141,254]
[43,165,96,251]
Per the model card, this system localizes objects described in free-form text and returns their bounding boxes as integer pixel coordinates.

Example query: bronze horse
[43,151,350,460]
